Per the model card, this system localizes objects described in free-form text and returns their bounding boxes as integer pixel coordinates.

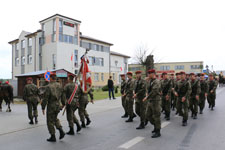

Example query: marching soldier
[199,73,208,114]
[173,72,181,114]
[161,72,172,120]
[121,74,128,118]
[174,72,191,126]
[41,72,66,142]
[207,74,217,110]
[133,71,147,129]
[143,69,161,138]
[124,72,136,122]
[77,80,94,128]
[170,74,176,111]
[23,77,39,124]
[189,73,201,119]
[63,74,81,135]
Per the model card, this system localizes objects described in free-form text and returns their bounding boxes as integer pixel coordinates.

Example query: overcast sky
[1,0,225,79]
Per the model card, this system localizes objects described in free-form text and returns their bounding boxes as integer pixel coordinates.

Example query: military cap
[180,71,186,75]
[190,73,195,76]
[162,72,167,75]
[26,77,33,81]
[171,74,174,76]
[135,70,142,74]
[120,74,125,77]
[156,75,159,78]
[200,73,205,76]
[126,72,133,75]
[148,69,156,74]
[5,81,9,84]
[208,73,214,77]
[175,72,180,76]
[0,81,2,84]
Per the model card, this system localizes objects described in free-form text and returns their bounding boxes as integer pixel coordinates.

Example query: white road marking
[161,121,170,128]
[119,137,145,149]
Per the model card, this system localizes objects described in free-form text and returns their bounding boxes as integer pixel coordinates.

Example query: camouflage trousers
[162,96,171,117]
[171,93,176,110]
[207,94,216,108]
[135,98,147,122]
[177,98,189,121]
[66,104,80,128]
[125,96,134,118]
[189,96,199,115]
[78,97,89,122]
[27,100,38,121]
[47,109,62,135]
[121,95,127,114]
[146,100,161,130]
[199,94,206,111]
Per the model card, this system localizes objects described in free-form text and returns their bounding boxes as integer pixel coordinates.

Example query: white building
[9,14,130,87]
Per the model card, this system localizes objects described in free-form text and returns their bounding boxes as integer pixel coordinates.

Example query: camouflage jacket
[190,79,201,97]
[134,78,146,99]
[124,78,134,98]
[200,79,209,96]
[121,80,126,95]
[208,80,217,95]
[146,78,161,101]
[175,79,192,99]
[161,79,172,96]
[63,82,79,105]
[76,85,94,101]
[41,81,65,111]
[23,83,39,102]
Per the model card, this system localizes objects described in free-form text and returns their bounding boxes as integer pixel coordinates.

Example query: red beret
[26,77,33,81]
[176,73,180,76]
[162,72,167,75]
[200,73,205,76]
[0,81,2,84]
[126,72,133,75]
[135,70,142,74]
[5,81,9,84]
[180,71,186,75]
[148,69,156,74]
[171,74,174,76]
[190,73,195,76]
[156,75,159,77]
[120,74,125,77]
[209,74,213,77]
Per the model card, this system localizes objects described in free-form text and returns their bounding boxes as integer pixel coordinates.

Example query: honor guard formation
[120,70,218,138]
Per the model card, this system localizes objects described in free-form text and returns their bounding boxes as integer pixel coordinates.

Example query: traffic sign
[44,71,51,82]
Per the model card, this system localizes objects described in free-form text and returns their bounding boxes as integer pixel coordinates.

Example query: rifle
[62,49,90,115]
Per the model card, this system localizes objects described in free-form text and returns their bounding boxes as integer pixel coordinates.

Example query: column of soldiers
[120,70,218,138]
[23,73,94,142]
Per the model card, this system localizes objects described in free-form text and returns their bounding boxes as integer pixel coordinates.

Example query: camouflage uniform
[121,79,128,117]
[0,82,3,111]
[124,78,135,121]
[174,79,180,113]
[63,82,81,133]
[170,78,176,110]
[161,78,172,120]
[134,78,147,127]
[41,81,65,136]
[199,79,208,113]
[207,79,217,110]
[23,83,39,123]
[146,78,161,132]
[76,85,93,127]
[175,79,191,125]
[190,79,201,118]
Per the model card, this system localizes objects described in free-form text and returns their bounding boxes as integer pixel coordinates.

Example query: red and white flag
[79,55,92,92]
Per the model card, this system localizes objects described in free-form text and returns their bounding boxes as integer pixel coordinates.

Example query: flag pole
[62,48,90,115]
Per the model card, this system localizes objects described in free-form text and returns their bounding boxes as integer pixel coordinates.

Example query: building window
[94,73,99,81]
[89,43,92,49]
[28,38,32,47]
[59,34,63,42]
[175,65,184,70]
[74,50,78,68]
[113,73,115,81]
[27,55,32,64]
[101,73,104,81]
[63,35,69,43]
[89,56,93,66]
[74,36,78,45]
[21,40,25,49]
[115,60,118,66]
[21,56,25,65]
[53,19,56,32]
[69,36,73,44]
[99,58,104,66]
[101,45,104,52]
[16,43,19,50]
[160,66,170,71]
[52,54,56,69]
[59,19,63,33]
[52,34,56,42]
[190,65,201,69]
[42,24,45,32]
[15,58,19,66]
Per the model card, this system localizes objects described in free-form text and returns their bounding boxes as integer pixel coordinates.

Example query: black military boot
[125,117,133,122]
[86,117,91,126]
[132,113,137,119]
[121,113,128,118]
[200,110,203,114]
[152,130,161,138]
[211,107,214,111]
[136,122,145,130]
[152,127,156,133]
[66,127,75,135]
[35,117,38,124]
[166,113,170,121]
[193,114,197,119]
[29,119,34,125]
[81,121,86,128]
[182,120,187,126]
[75,122,82,132]
[47,134,56,142]
[58,128,65,140]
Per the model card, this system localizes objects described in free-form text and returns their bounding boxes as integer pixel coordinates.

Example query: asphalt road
[0,87,225,150]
